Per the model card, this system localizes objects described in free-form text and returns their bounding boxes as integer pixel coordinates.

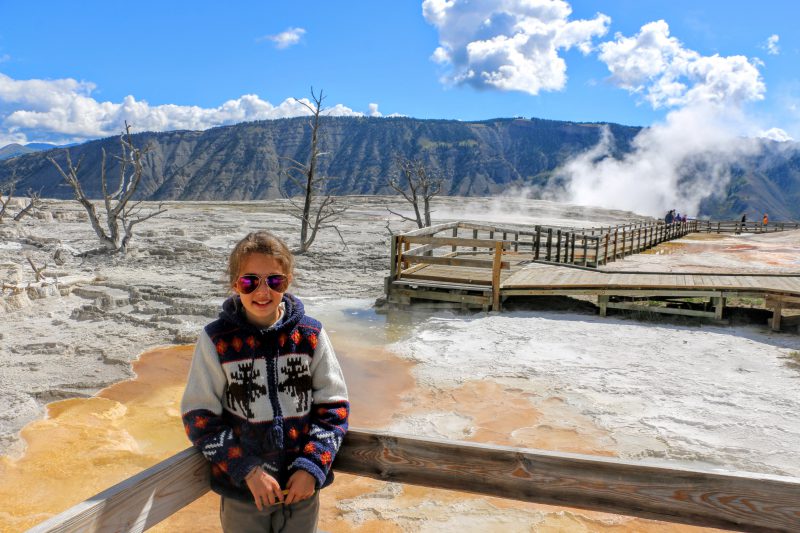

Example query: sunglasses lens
[267,275,288,292]
[237,275,259,294]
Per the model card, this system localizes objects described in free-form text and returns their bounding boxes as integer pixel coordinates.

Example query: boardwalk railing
[388,220,697,310]
[29,429,800,532]
[387,219,800,317]
[391,220,696,274]
[697,220,800,234]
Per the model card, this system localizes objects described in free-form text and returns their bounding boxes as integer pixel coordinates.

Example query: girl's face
[233,253,291,328]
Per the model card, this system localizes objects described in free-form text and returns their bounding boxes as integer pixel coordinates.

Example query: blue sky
[0,0,798,145]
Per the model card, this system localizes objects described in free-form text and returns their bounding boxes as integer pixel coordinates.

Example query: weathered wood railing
[388,220,699,310]
[29,429,800,532]
[697,220,800,234]
[391,220,696,275]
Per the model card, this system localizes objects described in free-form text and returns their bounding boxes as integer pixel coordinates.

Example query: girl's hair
[227,231,294,287]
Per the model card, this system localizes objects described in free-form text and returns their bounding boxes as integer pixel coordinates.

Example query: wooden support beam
[391,288,489,306]
[598,295,608,317]
[606,301,717,319]
[389,235,398,284]
[403,236,511,249]
[402,255,511,270]
[771,297,783,331]
[333,429,800,532]
[27,447,209,533]
[31,429,800,533]
[714,297,726,321]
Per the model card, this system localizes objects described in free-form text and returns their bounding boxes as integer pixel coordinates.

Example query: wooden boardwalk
[387,221,800,331]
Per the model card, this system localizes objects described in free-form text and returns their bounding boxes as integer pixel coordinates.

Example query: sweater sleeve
[290,327,350,487]
[181,330,262,484]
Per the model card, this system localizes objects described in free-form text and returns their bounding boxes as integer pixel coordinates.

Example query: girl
[181,231,349,532]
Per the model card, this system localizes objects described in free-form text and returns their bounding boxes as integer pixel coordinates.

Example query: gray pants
[220,493,319,533]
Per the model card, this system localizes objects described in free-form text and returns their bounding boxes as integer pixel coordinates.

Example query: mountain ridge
[1,116,798,219]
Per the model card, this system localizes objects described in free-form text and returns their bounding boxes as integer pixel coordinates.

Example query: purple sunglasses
[236,274,289,294]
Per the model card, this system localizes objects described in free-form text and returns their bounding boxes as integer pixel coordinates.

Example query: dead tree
[13,189,41,222]
[47,122,166,255]
[279,88,347,254]
[387,156,442,228]
[0,182,13,222]
[0,174,41,223]
[26,255,47,281]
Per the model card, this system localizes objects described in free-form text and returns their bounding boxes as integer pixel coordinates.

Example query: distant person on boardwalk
[741,214,747,224]
[181,231,349,533]
[763,213,769,226]
[665,210,674,224]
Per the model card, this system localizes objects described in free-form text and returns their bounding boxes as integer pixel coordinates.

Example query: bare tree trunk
[0,183,13,223]
[47,122,166,254]
[299,95,322,252]
[387,157,442,229]
[279,88,348,254]
[12,190,41,222]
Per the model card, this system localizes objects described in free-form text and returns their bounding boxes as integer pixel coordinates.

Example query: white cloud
[422,0,609,95]
[759,127,793,142]
[598,20,765,109]
[0,73,365,144]
[559,20,775,217]
[765,34,780,56]
[259,27,306,49]
[368,103,382,117]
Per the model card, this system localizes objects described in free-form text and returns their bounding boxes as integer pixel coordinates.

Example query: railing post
[389,235,399,281]
[546,228,553,261]
[555,229,562,262]
[594,237,600,267]
[613,228,618,260]
[492,242,502,312]
[583,236,589,266]
[636,226,641,253]
[452,227,458,253]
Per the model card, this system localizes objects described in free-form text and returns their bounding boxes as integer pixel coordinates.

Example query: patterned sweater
[180,294,349,501]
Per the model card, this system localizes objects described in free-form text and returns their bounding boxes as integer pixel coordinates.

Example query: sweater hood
[219,293,305,334]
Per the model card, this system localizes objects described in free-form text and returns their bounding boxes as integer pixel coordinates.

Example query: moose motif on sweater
[279,357,312,412]
[226,361,267,419]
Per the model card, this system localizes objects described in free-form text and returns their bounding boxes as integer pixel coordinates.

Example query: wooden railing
[29,429,800,532]
[390,220,696,298]
[392,220,696,274]
[388,220,699,310]
[696,220,800,234]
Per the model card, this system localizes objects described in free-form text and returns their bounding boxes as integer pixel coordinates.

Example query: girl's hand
[284,470,316,504]
[244,466,283,510]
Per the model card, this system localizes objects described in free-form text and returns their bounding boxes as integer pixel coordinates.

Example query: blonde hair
[227,231,294,287]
